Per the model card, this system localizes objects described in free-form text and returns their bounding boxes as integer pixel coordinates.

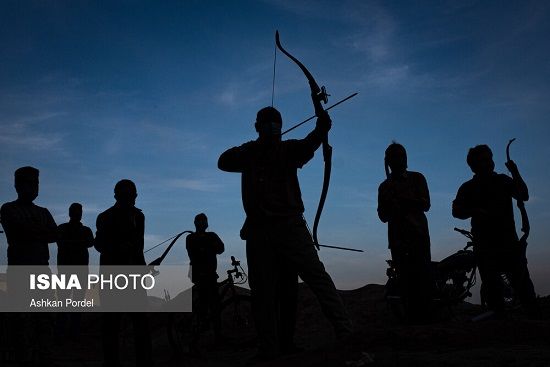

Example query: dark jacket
[0,199,57,265]
[378,171,431,252]
[453,172,527,248]
[95,204,146,265]
[57,221,94,265]
[218,129,323,220]
[186,232,224,283]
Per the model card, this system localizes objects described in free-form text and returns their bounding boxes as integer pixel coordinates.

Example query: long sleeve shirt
[57,221,94,265]
[378,171,431,251]
[95,204,146,266]
[452,172,527,248]
[186,231,224,283]
[218,128,323,220]
[0,199,57,265]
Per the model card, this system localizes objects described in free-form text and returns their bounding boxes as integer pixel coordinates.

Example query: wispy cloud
[164,178,223,192]
[216,73,272,108]
[0,122,64,151]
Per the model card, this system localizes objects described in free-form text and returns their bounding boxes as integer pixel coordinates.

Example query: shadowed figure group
[0,130,542,366]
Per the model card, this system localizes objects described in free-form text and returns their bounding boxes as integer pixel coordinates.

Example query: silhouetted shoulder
[57,222,71,231]
[218,140,258,172]
[0,200,16,216]
[378,178,390,191]
[408,171,427,181]
[457,176,475,192]
[282,138,316,168]
[1,201,55,223]
[495,173,513,184]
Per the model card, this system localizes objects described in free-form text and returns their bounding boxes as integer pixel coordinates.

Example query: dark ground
[2,284,550,367]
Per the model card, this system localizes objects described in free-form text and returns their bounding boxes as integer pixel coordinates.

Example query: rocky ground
[2,284,550,366]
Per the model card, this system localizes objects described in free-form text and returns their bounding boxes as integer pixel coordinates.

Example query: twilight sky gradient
[1,1,549,299]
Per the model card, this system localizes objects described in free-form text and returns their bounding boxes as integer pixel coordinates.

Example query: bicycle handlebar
[226,256,246,283]
[231,255,240,267]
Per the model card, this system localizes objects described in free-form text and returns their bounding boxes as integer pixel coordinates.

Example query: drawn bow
[276,31,332,250]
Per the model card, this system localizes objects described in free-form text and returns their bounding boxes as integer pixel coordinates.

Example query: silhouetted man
[0,166,57,365]
[1,166,57,266]
[186,213,224,342]
[218,107,352,361]
[452,145,537,315]
[378,143,432,323]
[95,179,152,367]
[56,202,94,338]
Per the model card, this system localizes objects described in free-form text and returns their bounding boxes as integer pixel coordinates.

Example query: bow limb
[506,138,516,162]
[276,30,331,250]
[148,230,193,267]
[505,138,529,243]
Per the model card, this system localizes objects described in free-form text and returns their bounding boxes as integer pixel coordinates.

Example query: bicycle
[166,256,252,354]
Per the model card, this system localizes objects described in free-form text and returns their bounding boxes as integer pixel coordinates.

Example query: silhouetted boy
[95,179,151,367]
[57,203,94,266]
[218,107,351,361]
[452,145,537,316]
[186,213,224,342]
[56,202,94,338]
[378,143,432,322]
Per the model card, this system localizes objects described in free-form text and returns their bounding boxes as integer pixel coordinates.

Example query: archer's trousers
[245,215,352,356]
[476,245,537,314]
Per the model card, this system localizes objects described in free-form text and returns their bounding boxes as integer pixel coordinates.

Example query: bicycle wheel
[220,293,252,331]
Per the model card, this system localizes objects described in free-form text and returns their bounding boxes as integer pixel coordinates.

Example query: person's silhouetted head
[14,166,39,203]
[385,143,407,177]
[114,179,137,207]
[255,107,282,143]
[467,145,494,176]
[69,203,83,223]
[194,213,208,233]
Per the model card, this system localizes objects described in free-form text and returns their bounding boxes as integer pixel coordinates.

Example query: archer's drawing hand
[316,110,332,134]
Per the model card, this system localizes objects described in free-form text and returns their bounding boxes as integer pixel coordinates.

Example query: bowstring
[271,38,277,107]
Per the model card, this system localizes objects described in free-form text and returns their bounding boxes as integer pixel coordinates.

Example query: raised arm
[505,160,529,201]
[218,143,251,172]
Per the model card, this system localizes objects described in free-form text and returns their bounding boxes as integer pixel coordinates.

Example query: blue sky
[1,1,550,298]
